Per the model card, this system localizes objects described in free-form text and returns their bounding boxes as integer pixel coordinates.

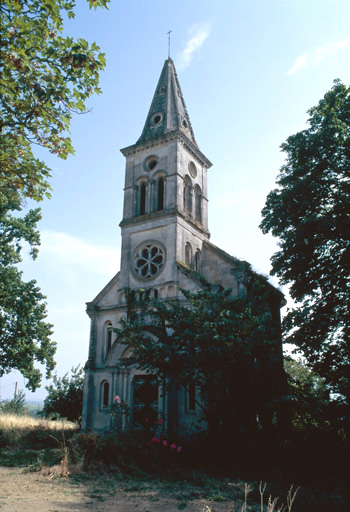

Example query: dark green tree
[260,80,350,406]
[0,0,108,388]
[43,365,84,424]
[0,187,56,390]
[0,0,108,203]
[0,389,28,415]
[284,358,329,431]
[115,273,286,437]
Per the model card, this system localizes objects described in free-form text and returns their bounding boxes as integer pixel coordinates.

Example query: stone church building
[81,58,284,433]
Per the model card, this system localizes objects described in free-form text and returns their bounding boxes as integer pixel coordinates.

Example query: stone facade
[81,59,284,433]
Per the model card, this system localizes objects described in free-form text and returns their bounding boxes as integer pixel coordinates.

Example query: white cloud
[287,36,350,75]
[40,230,120,278]
[315,36,350,63]
[177,22,212,71]
[287,54,308,75]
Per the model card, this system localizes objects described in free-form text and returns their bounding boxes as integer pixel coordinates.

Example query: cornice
[120,206,210,237]
[121,129,212,169]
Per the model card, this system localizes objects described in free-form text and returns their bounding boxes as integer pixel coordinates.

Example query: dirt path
[0,466,240,512]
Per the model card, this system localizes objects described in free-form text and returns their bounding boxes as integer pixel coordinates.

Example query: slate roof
[136,58,197,147]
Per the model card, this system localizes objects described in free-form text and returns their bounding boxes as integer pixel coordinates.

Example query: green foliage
[0,187,56,391]
[0,0,108,203]
[115,275,286,437]
[260,80,350,405]
[0,390,28,415]
[43,366,84,424]
[284,358,330,431]
[0,449,40,467]
[0,0,108,389]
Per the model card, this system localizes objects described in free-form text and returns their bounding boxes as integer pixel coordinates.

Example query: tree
[260,80,350,406]
[0,0,108,388]
[284,358,329,431]
[43,365,84,424]
[0,187,56,390]
[0,389,28,415]
[115,273,286,438]
[1,0,108,203]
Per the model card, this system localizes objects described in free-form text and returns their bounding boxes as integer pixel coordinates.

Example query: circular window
[188,161,197,178]
[144,155,158,172]
[133,242,165,280]
[151,112,163,126]
[159,86,166,93]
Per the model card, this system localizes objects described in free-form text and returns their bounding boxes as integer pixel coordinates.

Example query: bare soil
[0,466,244,512]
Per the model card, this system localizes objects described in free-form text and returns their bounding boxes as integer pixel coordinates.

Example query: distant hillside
[26,402,43,416]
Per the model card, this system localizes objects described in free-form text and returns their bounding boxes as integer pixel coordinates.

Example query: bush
[43,366,84,425]
[0,390,28,415]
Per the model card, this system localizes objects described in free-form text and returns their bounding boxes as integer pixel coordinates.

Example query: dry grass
[0,413,77,432]
[202,483,300,512]
[0,413,79,450]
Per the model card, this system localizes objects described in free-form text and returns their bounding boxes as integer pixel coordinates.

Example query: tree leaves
[260,80,350,404]
[43,366,84,423]
[115,277,285,435]
[0,0,109,203]
[0,0,109,390]
[0,187,56,391]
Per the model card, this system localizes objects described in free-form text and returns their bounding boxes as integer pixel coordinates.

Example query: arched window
[153,288,158,299]
[194,250,200,272]
[106,323,112,355]
[194,185,202,223]
[185,243,192,267]
[140,182,146,215]
[102,381,109,407]
[157,177,165,211]
[183,176,192,214]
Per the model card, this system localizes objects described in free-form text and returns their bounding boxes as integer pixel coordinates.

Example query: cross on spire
[167,30,172,58]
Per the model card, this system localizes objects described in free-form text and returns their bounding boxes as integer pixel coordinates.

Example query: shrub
[0,390,28,415]
[43,366,84,425]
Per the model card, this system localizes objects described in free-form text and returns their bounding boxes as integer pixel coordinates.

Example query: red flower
[151,437,156,443]
[162,440,167,447]
[156,439,160,443]
[145,418,149,423]
[158,419,163,424]
[147,442,151,446]
[177,446,182,453]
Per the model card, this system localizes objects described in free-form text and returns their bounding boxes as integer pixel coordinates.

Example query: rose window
[134,243,164,279]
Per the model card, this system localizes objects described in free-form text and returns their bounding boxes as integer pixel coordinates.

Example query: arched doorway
[132,375,158,429]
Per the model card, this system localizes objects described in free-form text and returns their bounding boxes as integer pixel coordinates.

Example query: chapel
[81,58,284,433]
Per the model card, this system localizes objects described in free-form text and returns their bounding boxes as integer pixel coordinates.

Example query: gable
[86,271,120,309]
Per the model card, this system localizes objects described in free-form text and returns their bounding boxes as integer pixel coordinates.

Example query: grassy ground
[0,413,348,512]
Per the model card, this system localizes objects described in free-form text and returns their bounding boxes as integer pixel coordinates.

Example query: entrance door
[132,375,158,429]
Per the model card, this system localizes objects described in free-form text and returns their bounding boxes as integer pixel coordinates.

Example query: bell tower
[118,58,212,296]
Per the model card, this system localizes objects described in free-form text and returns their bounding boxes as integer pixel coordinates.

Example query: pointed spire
[136,58,198,147]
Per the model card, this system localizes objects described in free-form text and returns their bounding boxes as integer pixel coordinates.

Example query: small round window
[151,112,163,126]
[189,161,197,178]
[144,155,158,172]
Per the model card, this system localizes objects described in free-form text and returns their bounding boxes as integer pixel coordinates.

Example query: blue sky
[1,0,349,401]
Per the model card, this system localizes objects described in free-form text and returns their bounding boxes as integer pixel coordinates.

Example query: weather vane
[167,30,172,58]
